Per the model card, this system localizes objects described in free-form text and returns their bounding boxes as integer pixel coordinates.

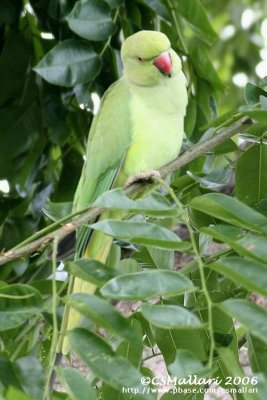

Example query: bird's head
[121,30,182,86]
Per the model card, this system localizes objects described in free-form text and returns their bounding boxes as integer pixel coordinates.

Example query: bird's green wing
[73,78,132,255]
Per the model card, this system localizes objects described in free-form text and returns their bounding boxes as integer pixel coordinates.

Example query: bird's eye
[136,56,143,62]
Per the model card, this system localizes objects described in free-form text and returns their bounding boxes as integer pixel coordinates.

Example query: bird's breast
[122,74,187,176]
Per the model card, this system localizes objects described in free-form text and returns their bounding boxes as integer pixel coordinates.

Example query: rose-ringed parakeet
[61,30,188,354]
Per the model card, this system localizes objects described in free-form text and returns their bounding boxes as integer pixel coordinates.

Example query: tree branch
[0,116,252,266]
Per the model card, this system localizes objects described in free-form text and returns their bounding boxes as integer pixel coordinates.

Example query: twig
[0,116,252,266]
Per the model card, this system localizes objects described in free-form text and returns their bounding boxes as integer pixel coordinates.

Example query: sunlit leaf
[90,219,191,250]
[101,270,195,300]
[141,303,202,329]
[94,188,178,216]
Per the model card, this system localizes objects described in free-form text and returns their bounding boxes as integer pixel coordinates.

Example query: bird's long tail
[59,212,118,355]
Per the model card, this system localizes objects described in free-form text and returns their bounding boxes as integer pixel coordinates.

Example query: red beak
[153,51,172,76]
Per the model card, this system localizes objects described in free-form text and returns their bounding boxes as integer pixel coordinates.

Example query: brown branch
[0,116,252,266]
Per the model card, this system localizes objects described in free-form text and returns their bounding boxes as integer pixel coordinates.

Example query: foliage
[0,0,267,399]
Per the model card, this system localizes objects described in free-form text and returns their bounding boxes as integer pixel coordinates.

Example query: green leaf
[42,200,72,221]
[248,334,267,376]
[217,346,245,380]
[260,95,267,110]
[65,293,136,342]
[66,0,116,41]
[141,303,202,329]
[190,42,224,91]
[174,0,217,45]
[56,367,97,400]
[217,346,263,399]
[245,82,267,105]
[90,219,191,250]
[147,247,174,270]
[210,257,267,297]
[184,96,197,137]
[68,328,153,399]
[257,375,267,400]
[94,189,178,216]
[242,122,267,138]
[101,270,195,300]
[200,110,239,131]
[254,199,267,217]
[211,306,237,348]
[0,104,42,180]
[137,0,169,20]
[29,280,64,295]
[221,299,267,344]
[168,350,210,379]
[0,359,22,390]
[188,168,232,190]
[66,258,118,285]
[74,83,94,110]
[0,284,43,331]
[134,246,173,270]
[116,318,143,367]
[0,32,30,107]
[190,193,267,234]
[241,110,267,122]
[155,327,208,363]
[117,258,142,274]
[4,387,32,400]
[13,356,44,400]
[33,40,101,87]
[202,225,267,264]
[0,1,22,25]
[213,139,238,155]
[104,0,123,7]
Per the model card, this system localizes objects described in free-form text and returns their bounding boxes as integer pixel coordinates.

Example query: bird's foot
[124,170,161,188]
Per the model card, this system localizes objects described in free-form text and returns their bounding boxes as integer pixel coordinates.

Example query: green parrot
[61,30,188,354]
